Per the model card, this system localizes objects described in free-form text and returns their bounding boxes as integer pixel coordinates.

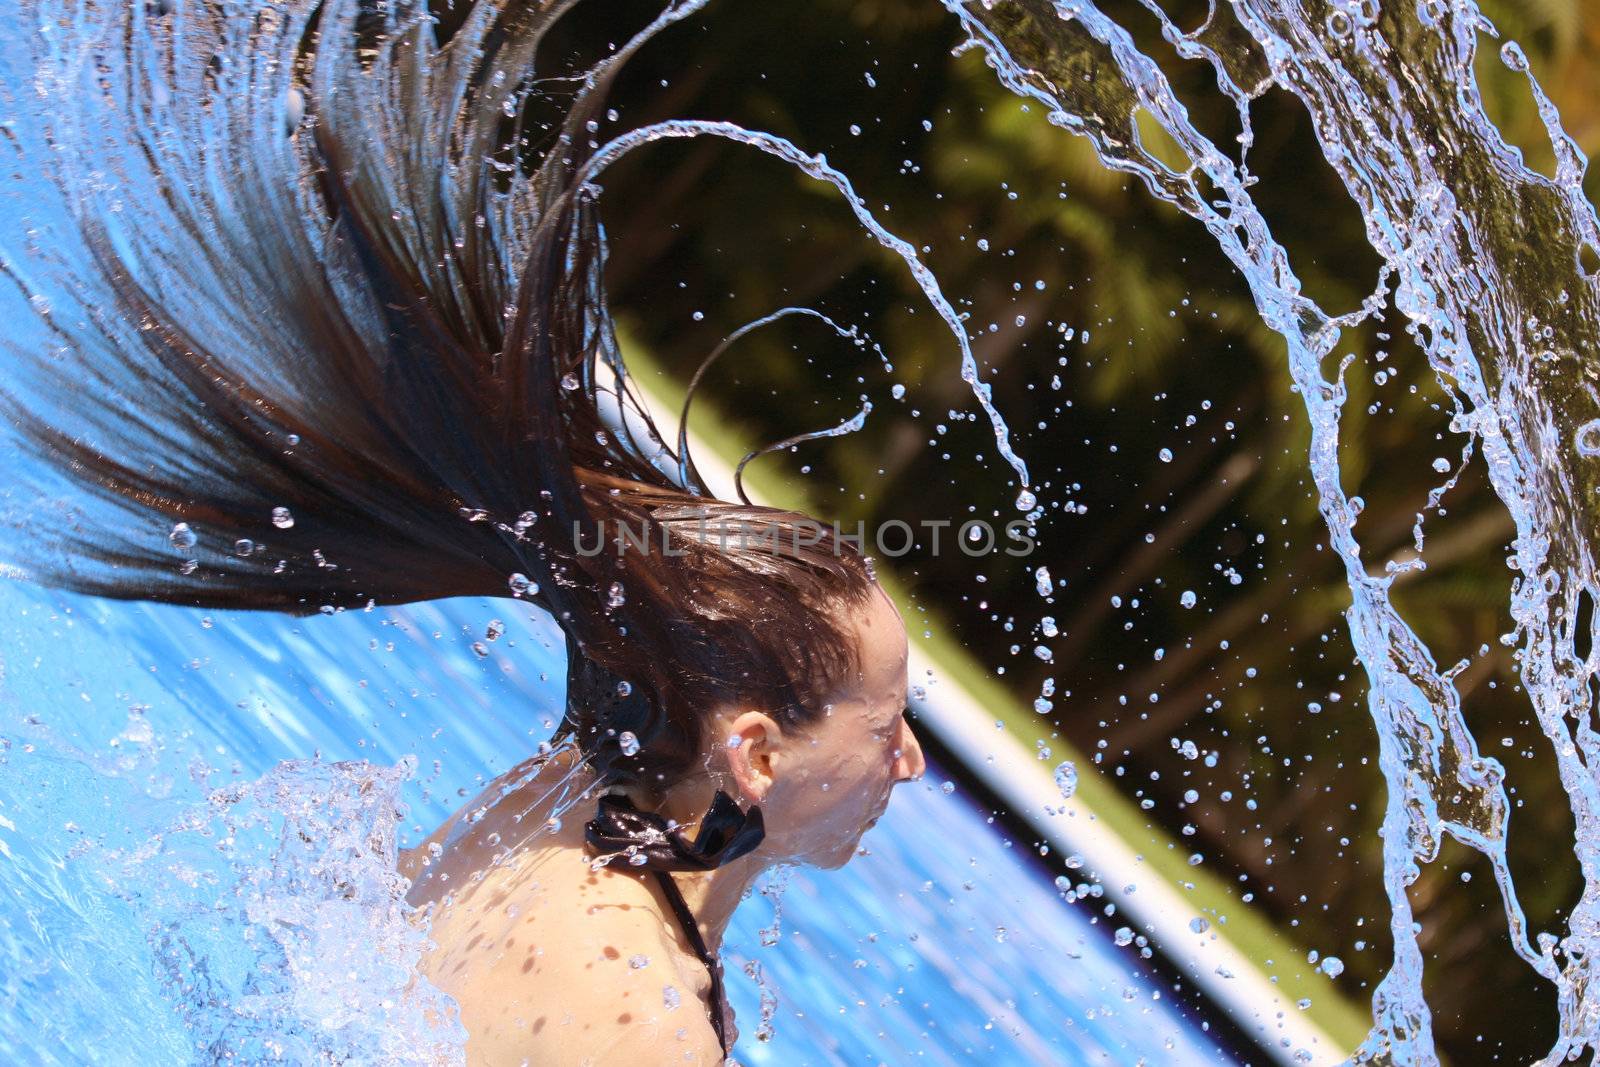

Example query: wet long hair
[0,0,876,790]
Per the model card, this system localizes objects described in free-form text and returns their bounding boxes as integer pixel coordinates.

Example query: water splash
[0,719,465,1064]
[946,0,1600,1061]
[116,758,467,1064]
[583,119,1033,501]
[676,306,885,493]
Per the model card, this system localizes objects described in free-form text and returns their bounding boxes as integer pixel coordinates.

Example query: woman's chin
[816,826,876,869]
[817,848,856,871]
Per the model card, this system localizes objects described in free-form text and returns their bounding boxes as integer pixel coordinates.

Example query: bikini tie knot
[584,789,765,871]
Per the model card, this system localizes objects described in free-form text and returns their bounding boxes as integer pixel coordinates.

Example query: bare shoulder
[439,855,724,1065]
[529,867,721,1058]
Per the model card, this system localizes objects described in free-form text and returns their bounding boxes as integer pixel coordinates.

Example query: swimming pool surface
[0,582,1233,1064]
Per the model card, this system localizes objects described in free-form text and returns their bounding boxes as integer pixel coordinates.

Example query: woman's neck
[411,755,770,954]
[639,776,770,953]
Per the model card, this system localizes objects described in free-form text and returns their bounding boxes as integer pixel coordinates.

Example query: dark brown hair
[1,0,876,789]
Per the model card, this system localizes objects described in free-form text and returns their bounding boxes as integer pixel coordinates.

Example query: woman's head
[716,585,924,867]
[603,574,923,868]
[556,488,925,825]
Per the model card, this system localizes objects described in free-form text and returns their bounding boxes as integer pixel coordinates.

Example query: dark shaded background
[493,2,1599,1060]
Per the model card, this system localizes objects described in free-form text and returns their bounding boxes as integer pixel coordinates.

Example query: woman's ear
[724,710,784,803]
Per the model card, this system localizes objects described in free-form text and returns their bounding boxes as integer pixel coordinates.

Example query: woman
[3,0,923,1061]
[401,580,922,1063]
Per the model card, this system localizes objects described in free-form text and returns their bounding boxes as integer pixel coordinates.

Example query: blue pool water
[0,580,1231,1064]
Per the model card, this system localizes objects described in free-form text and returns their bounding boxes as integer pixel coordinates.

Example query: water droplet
[169,522,197,550]
[508,572,535,597]
[1575,419,1600,457]
[284,87,305,133]
[628,954,649,969]
[607,581,626,608]
[233,538,254,556]
[1158,448,1173,463]
[560,373,581,392]
[619,731,640,757]
[1180,590,1197,609]
[663,985,681,1011]
[1113,926,1133,946]
[1053,760,1077,799]
[1320,956,1345,978]
[1431,456,1451,473]
[1015,488,1037,511]
[1190,917,1210,933]
[1500,41,1529,73]
[485,619,505,641]
[1034,565,1052,596]
[891,383,906,400]
[271,506,294,529]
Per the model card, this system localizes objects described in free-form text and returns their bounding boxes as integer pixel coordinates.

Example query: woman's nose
[893,715,926,783]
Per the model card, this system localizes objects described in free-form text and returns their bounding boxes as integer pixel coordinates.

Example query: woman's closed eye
[871,706,911,748]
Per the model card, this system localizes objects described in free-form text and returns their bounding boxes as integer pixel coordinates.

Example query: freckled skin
[399,589,924,1066]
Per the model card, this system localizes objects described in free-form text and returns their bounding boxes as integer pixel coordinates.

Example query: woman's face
[752,587,925,868]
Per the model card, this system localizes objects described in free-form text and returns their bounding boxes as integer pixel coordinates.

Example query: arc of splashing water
[1211,7,1600,1060]
[7,0,1033,526]
[579,119,1035,511]
[933,16,1445,1064]
[674,307,882,496]
[730,399,875,507]
[938,0,1600,1062]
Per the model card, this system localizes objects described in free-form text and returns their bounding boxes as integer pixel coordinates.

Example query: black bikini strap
[652,869,732,1056]
[584,789,763,1057]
